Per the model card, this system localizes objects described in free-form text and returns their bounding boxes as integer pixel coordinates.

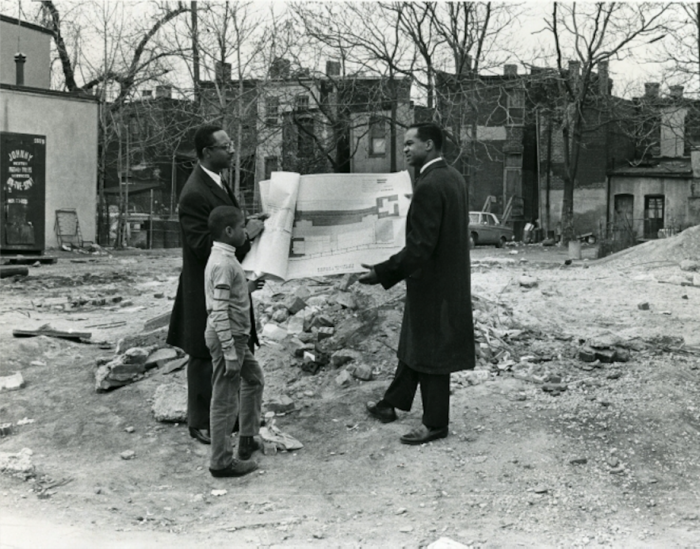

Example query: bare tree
[541,2,668,244]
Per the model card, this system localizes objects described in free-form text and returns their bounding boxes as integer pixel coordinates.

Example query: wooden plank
[13,328,92,342]
[143,311,171,332]
[0,266,29,278]
[1,256,57,266]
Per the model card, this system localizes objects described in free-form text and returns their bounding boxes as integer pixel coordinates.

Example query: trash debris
[0,448,35,479]
[258,421,303,451]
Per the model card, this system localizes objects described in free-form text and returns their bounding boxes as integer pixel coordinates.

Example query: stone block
[352,363,373,381]
[116,327,168,354]
[261,323,288,341]
[317,327,334,341]
[578,347,597,363]
[284,296,307,315]
[306,295,328,308]
[595,348,616,363]
[293,286,311,301]
[124,347,150,364]
[287,314,305,335]
[519,275,538,288]
[0,372,25,392]
[637,302,650,310]
[333,292,357,310]
[613,347,630,362]
[330,348,362,368]
[145,347,179,368]
[267,395,295,413]
[335,369,353,387]
[151,383,187,422]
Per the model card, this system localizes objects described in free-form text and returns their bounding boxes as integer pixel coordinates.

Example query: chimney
[269,57,291,79]
[598,60,609,95]
[326,60,341,77]
[644,82,660,99]
[504,64,518,76]
[14,52,26,86]
[670,85,684,100]
[155,84,172,99]
[215,61,231,84]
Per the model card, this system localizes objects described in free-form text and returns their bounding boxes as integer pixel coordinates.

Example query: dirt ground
[1,234,700,549]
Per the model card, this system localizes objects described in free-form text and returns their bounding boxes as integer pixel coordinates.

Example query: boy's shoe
[238,436,261,460]
[209,459,258,478]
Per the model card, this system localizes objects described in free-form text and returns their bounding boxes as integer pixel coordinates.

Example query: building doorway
[613,193,634,241]
[644,195,664,239]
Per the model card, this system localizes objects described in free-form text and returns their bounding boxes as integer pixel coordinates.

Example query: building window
[265,97,279,126]
[369,116,386,157]
[264,156,278,180]
[297,116,315,158]
[295,94,309,111]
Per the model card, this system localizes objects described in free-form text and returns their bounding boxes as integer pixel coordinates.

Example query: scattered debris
[0,448,35,479]
[120,450,136,460]
[0,372,25,392]
[259,420,303,451]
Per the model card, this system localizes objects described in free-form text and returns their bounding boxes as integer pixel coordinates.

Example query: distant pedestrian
[204,205,263,477]
[166,124,265,446]
[359,122,475,445]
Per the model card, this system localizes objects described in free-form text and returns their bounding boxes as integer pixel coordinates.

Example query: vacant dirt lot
[1,233,699,548]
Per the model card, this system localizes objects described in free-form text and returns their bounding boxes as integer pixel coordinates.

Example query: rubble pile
[95,344,183,392]
[603,223,700,269]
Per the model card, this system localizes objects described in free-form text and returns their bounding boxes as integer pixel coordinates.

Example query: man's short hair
[208,205,244,241]
[194,124,224,159]
[408,122,443,151]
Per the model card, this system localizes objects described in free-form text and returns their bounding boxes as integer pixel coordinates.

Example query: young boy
[204,205,264,478]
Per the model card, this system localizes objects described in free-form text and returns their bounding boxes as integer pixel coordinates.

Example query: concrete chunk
[151,383,187,422]
[0,372,25,392]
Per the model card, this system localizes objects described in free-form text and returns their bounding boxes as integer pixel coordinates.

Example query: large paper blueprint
[241,171,413,280]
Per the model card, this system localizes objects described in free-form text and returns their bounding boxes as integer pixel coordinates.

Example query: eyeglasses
[208,143,234,152]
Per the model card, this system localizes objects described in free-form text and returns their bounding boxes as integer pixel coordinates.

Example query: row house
[255,59,411,190]
[608,83,700,241]
[436,65,537,240]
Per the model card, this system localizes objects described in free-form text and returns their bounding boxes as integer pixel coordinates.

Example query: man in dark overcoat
[167,124,264,446]
[359,122,475,445]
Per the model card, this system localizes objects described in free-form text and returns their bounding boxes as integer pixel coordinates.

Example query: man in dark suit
[359,122,475,445]
[167,124,265,448]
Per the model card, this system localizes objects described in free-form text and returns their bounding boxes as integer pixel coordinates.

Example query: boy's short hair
[208,205,244,241]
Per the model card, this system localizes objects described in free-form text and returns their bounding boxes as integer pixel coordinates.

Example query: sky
[0,0,686,100]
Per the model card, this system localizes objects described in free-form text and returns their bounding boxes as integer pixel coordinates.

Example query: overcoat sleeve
[374,178,443,289]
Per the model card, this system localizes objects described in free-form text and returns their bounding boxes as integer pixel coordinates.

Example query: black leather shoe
[400,425,448,445]
[189,427,211,445]
[209,459,258,478]
[366,401,397,423]
[237,436,261,460]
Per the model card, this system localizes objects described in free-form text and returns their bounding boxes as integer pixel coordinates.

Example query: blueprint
[241,171,413,280]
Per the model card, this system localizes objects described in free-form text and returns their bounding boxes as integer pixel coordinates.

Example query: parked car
[468,211,513,248]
